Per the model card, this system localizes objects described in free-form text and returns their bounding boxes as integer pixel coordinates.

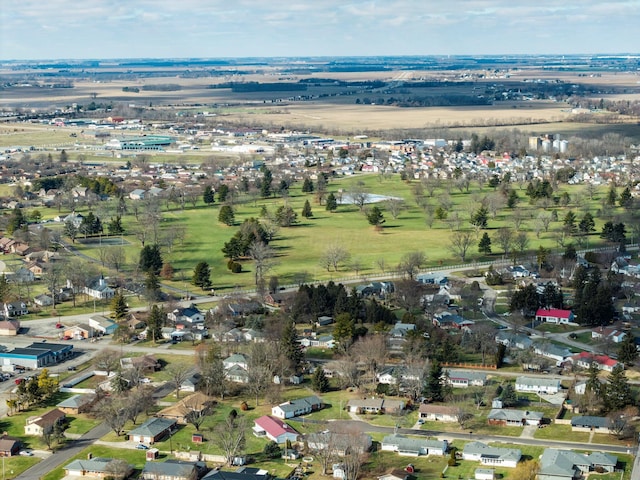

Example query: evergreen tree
[107,216,124,235]
[203,185,215,206]
[192,262,212,290]
[260,167,273,198]
[367,206,385,228]
[0,275,12,304]
[144,271,161,302]
[218,205,235,226]
[619,186,633,208]
[139,244,163,275]
[110,290,128,320]
[146,305,165,343]
[326,193,338,212]
[617,334,638,366]
[217,184,229,203]
[605,364,633,412]
[424,361,444,402]
[578,212,595,234]
[311,367,330,393]
[333,313,355,347]
[471,206,489,228]
[585,362,602,396]
[607,184,617,206]
[302,177,314,193]
[507,189,519,208]
[7,208,26,235]
[500,384,518,407]
[301,200,313,218]
[563,211,577,234]
[281,320,304,373]
[478,232,492,254]
[64,219,78,243]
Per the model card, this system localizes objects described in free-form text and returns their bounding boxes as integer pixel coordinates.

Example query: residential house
[532,342,573,366]
[432,311,474,330]
[495,331,533,350]
[24,408,66,436]
[56,394,97,414]
[418,404,458,423]
[84,276,115,300]
[568,352,619,372]
[157,392,215,424]
[129,417,177,444]
[389,322,416,338]
[0,436,21,456]
[445,370,487,388]
[253,415,299,444]
[141,460,203,480]
[4,301,28,318]
[570,416,611,432]
[378,473,410,480]
[223,354,248,370]
[168,306,204,326]
[129,189,146,200]
[12,267,34,283]
[538,449,617,480]
[346,398,405,414]
[506,265,530,278]
[535,309,575,325]
[26,261,45,277]
[180,373,202,393]
[299,334,335,349]
[355,282,394,298]
[591,326,626,344]
[416,273,448,286]
[120,355,160,373]
[475,469,496,480]
[34,294,54,307]
[89,315,118,335]
[271,396,324,419]
[65,457,134,479]
[306,431,372,456]
[462,442,521,468]
[226,365,249,384]
[0,320,20,336]
[228,302,262,317]
[380,434,447,456]
[515,376,561,394]
[487,408,543,426]
[203,468,271,480]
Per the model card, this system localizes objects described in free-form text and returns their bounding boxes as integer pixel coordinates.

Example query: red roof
[572,351,618,367]
[536,308,572,319]
[254,415,298,437]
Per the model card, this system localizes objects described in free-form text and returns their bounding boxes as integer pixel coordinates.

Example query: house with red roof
[253,415,299,444]
[535,308,575,325]
[569,352,619,372]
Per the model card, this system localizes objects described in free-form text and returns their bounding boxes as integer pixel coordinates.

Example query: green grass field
[37,172,631,297]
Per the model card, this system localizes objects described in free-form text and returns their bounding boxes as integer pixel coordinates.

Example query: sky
[2,0,640,60]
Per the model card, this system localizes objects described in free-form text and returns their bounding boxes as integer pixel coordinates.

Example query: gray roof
[446,369,487,382]
[275,396,322,414]
[66,457,118,474]
[515,376,561,388]
[143,460,198,478]
[571,416,610,428]
[463,442,521,462]
[130,417,176,437]
[382,434,445,453]
[57,394,95,409]
[488,408,543,423]
[539,449,590,478]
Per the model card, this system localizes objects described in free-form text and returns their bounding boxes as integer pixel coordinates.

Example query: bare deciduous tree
[449,230,475,262]
[320,244,351,272]
[397,251,426,280]
[210,415,246,466]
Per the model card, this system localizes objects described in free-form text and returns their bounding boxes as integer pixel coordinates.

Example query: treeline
[122,86,140,93]
[141,84,182,91]
[356,95,491,107]
[211,82,307,92]
[31,175,119,196]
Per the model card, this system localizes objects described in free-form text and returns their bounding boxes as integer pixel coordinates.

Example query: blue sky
[2,0,639,60]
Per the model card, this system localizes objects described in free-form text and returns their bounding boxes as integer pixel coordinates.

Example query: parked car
[136,444,149,450]
[67,366,76,371]
[19,450,33,456]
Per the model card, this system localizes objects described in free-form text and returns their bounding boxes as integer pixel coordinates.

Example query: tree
[94,397,130,436]
[579,212,596,234]
[456,408,474,429]
[326,192,338,212]
[510,460,539,480]
[218,205,235,226]
[605,364,633,412]
[196,343,228,399]
[107,216,125,235]
[366,205,385,229]
[496,227,514,256]
[192,262,212,290]
[449,230,474,262]
[144,271,161,302]
[385,198,404,219]
[217,184,230,203]
[302,177,314,193]
[203,185,215,206]
[500,383,518,407]
[211,414,247,465]
[619,186,633,208]
[301,199,313,218]
[311,367,330,393]
[281,320,304,374]
[397,251,426,280]
[320,244,351,272]
[64,219,78,243]
[146,305,165,343]
[478,232,492,254]
[248,241,276,289]
[182,395,213,432]
[139,244,163,275]
[471,206,489,229]
[563,211,577,235]
[333,313,355,349]
[110,290,128,320]
[275,205,297,227]
[424,361,445,402]
[168,364,191,400]
[617,334,638,366]
[6,208,26,235]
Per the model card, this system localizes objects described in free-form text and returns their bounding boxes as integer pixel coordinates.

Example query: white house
[515,376,561,394]
[462,442,521,468]
[271,396,323,419]
[380,434,447,457]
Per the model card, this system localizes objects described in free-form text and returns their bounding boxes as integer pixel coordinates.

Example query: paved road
[15,423,111,480]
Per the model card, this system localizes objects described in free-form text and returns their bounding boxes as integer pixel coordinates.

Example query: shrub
[231,262,243,273]
[448,458,456,467]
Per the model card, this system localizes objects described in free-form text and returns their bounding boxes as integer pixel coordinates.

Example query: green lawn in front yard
[534,424,590,442]
[64,414,102,436]
[1,455,41,480]
[41,445,148,480]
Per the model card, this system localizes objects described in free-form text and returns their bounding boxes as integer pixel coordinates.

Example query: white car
[140,378,151,384]
[19,450,33,456]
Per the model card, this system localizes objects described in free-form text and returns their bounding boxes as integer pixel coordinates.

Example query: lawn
[534,424,591,442]
[41,445,149,480]
[0,455,41,480]
[64,414,103,436]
